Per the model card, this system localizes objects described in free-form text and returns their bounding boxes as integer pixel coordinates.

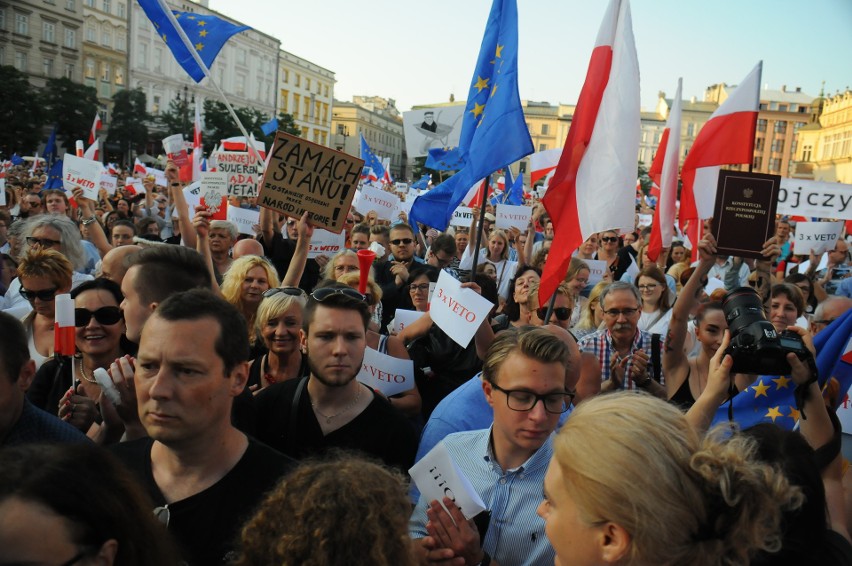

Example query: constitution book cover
[711,170,781,260]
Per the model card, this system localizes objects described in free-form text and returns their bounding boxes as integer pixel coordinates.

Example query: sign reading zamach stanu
[258,131,364,233]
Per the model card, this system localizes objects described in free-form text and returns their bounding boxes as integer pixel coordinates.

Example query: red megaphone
[356,249,376,294]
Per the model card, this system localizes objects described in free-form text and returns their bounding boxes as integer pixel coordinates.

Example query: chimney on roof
[782,85,787,92]
[796,87,801,92]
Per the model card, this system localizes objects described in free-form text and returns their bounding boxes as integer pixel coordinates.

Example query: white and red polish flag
[679,62,761,257]
[647,78,682,262]
[529,148,561,185]
[539,0,640,306]
[83,138,100,162]
[192,98,203,182]
[463,178,490,209]
[89,112,102,145]
[133,158,147,176]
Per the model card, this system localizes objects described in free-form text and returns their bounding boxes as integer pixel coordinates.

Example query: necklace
[312,383,363,424]
[76,356,97,384]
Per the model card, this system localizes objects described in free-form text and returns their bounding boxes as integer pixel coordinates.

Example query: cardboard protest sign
[409,442,487,520]
[450,207,474,228]
[226,206,260,236]
[495,204,531,231]
[430,270,493,348]
[99,174,117,196]
[393,309,426,335]
[355,185,399,220]
[259,131,362,233]
[200,171,229,220]
[356,347,415,397]
[584,259,609,286]
[162,134,189,167]
[793,221,844,256]
[307,229,346,258]
[62,154,102,200]
[217,151,262,197]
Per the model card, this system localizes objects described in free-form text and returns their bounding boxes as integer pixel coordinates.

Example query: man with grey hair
[576,281,666,398]
[811,295,852,335]
[207,220,238,276]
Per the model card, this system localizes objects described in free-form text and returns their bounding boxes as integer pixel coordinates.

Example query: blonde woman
[220,256,280,345]
[249,288,308,391]
[563,257,590,328]
[459,228,518,302]
[571,280,607,340]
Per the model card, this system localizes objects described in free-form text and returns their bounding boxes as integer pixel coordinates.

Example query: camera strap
[793,355,819,420]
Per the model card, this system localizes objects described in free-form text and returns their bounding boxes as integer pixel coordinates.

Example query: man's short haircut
[600,280,643,308]
[124,245,210,305]
[303,281,370,333]
[154,289,249,375]
[42,189,69,205]
[389,223,414,238]
[351,223,371,238]
[482,325,570,386]
[112,219,137,235]
[209,220,239,240]
[771,283,805,317]
[0,312,29,383]
[370,225,390,238]
[430,234,457,257]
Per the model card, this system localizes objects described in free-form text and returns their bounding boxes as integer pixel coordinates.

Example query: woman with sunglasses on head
[27,278,132,444]
[459,213,519,305]
[248,287,309,392]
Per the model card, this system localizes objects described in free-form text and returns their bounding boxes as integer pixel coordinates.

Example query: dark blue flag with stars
[426,147,466,171]
[409,0,533,231]
[42,159,64,191]
[137,0,250,83]
[43,126,58,168]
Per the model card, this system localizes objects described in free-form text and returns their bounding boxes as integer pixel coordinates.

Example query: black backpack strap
[287,376,308,453]
[651,333,662,383]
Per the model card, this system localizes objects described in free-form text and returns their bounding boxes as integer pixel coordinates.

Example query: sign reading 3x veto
[258,132,364,233]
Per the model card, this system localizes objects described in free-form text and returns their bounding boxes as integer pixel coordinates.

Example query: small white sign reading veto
[183,181,202,211]
[585,259,609,286]
[409,442,487,520]
[307,229,346,258]
[429,270,494,348]
[793,221,844,256]
[355,185,399,220]
[450,207,474,228]
[394,182,409,193]
[495,204,531,231]
[356,347,415,397]
[226,206,260,236]
[393,309,426,334]
[62,154,102,200]
[99,174,118,196]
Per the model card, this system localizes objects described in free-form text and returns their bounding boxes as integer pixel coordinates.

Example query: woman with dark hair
[0,443,179,565]
[784,272,817,324]
[634,264,673,336]
[27,278,133,444]
[491,264,540,331]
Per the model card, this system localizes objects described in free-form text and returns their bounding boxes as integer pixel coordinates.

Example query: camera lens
[721,287,767,338]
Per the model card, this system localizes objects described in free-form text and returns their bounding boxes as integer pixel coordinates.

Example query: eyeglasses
[20,286,59,301]
[409,283,431,293]
[26,200,42,207]
[537,307,572,321]
[263,286,307,299]
[58,550,91,566]
[154,504,170,527]
[489,381,573,414]
[748,278,764,288]
[637,284,659,291]
[26,236,62,248]
[600,236,619,243]
[390,238,413,246]
[603,308,639,318]
[74,306,123,327]
[310,287,366,302]
[812,318,836,326]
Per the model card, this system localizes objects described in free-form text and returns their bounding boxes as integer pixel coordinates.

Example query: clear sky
[209,0,852,112]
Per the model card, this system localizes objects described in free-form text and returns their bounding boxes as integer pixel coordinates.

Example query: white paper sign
[355,185,399,220]
[226,206,260,236]
[394,182,409,193]
[409,442,487,520]
[793,221,844,255]
[62,154,102,200]
[451,207,474,228]
[124,177,146,195]
[777,178,852,221]
[393,309,426,334]
[394,198,413,220]
[637,214,653,227]
[495,204,531,231]
[99,174,118,196]
[584,259,609,286]
[200,171,228,214]
[623,255,640,282]
[356,346,415,397]
[147,167,167,187]
[183,181,202,211]
[307,229,346,258]
[430,270,493,348]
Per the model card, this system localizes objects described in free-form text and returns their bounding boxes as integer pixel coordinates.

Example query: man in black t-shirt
[112,290,293,565]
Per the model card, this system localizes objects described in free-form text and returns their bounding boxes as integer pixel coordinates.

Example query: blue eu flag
[42,160,64,191]
[137,0,250,83]
[261,118,279,137]
[426,147,465,171]
[410,0,533,231]
[43,126,58,167]
[359,134,385,181]
[411,174,431,190]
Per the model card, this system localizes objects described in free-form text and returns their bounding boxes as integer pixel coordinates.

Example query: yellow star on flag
[474,76,489,93]
[787,406,801,421]
[162,33,167,42]
[197,20,206,26]
[771,375,792,389]
[199,29,208,37]
[495,44,504,58]
[195,42,204,51]
[470,102,485,118]
[765,406,783,422]
[752,379,770,398]
[187,15,196,19]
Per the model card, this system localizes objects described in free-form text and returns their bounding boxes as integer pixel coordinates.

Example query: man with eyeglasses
[21,194,44,218]
[254,285,417,471]
[426,233,459,279]
[410,327,573,566]
[811,296,852,334]
[375,222,425,329]
[576,281,666,398]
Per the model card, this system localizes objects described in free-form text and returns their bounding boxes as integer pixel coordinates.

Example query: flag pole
[469,174,491,278]
[541,286,558,325]
[153,0,264,165]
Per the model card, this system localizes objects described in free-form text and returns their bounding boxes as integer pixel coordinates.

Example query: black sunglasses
[75,306,123,327]
[20,286,59,301]
[390,238,413,246]
[26,236,61,248]
[600,236,619,243]
[537,306,571,321]
[263,286,307,299]
[310,287,366,302]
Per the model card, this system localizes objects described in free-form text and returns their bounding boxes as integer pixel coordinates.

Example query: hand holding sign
[495,204,531,232]
[793,221,844,256]
[62,155,102,200]
[409,442,486,522]
[356,347,415,397]
[200,171,228,220]
[429,270,494,348]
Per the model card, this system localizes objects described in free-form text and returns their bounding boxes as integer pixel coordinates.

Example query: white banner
[430,270,493,348]
[792,221,844,255]
[307,229,346,258]
[409,442,487,519]
[62,154,102,200]
[226,206,260,236]
[356,346,415,397]
[495,204,531,232]
[777,178,852,220]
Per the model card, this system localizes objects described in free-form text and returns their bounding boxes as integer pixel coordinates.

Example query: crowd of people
[0,158,851,565]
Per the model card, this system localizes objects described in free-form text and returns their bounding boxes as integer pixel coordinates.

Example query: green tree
[108,89,150,162]
[156,97,195,140]
[637,161,652,193]
[0,66,44,156]
[201,101,300,153]
[40,77,98,152]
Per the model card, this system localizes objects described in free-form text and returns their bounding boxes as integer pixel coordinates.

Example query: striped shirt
[409,428,554,566]
[577,328,664,389]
